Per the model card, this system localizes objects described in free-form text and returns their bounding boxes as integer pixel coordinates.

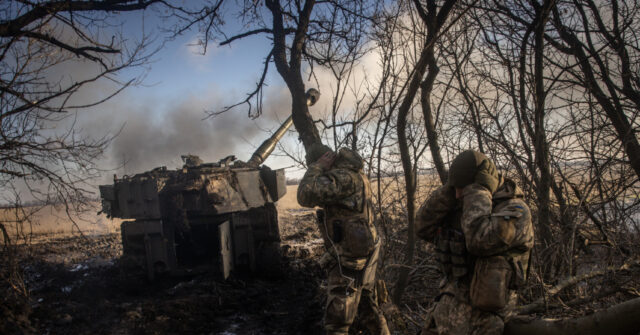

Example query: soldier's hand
[475,159,499,193]
[317,151,336,170]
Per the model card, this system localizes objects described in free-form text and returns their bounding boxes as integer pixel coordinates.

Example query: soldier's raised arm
[451,154,534,257]
[416,185,457,241]
[459,182,533,256]
[297,159,358,208]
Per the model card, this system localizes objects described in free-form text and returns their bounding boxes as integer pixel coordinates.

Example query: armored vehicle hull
[100,164,285,279]
[100,89,320,279]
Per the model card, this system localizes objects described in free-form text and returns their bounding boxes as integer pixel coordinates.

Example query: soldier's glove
[305,143,332,165]
[474,159,499,194]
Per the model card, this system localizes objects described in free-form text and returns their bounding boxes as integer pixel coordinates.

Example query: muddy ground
[10,182,636,335]
[6,204,639,335]
[20,239,318,334]
[7,207,414,335]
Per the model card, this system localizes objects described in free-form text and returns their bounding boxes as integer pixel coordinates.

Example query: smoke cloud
[76,85,294,182]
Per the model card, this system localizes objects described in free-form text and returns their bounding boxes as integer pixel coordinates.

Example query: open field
[1,203,122,242]
[0,172,442,244]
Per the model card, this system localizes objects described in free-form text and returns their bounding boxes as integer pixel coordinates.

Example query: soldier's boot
[359,289,390,335]
[325,268,360,335]
[370,312,390,335]
[325,297,356,335]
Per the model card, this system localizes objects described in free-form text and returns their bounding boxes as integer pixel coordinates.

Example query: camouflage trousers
[325,242,390,335]
[421,282,515,335]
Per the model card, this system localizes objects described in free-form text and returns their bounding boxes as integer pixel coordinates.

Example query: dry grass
[276,185,304,211]
[0,185,303,245]
[0,203,121,243]
[0,184,301,244]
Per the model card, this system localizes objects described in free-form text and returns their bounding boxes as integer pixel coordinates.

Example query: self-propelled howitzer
[99,88,320,279]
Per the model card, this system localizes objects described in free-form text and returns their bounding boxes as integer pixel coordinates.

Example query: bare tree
[548,0,640,181]
[368,0,640,330]
[207,1,381,150]
[392,0,459,304]
[0,1,224,332]
[0,1,163,210]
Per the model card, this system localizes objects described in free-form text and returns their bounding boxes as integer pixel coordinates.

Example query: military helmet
[334,148,364,171]
[305,142,333,165]
[447,150,498,189]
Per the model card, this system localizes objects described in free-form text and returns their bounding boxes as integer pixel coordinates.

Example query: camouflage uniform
[416,151,534,335]
[298,147,390,335]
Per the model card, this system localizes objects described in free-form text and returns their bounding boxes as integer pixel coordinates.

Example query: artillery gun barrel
[247,88,320,167]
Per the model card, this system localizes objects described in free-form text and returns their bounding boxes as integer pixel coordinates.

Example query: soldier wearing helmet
[298,143,390,335]
[417,150,534,335]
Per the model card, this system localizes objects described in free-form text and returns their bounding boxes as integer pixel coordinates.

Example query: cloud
[38,45,298,187]
[303,41,384,123]
[182,35,220,71]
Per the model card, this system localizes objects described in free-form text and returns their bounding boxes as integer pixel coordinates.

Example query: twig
[385,263,415,270]
[402,304,423,327]
[0,223,10,250]
[518,258,639,314]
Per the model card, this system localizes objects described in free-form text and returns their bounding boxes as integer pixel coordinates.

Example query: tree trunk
[392,49,427,304]
[420,56,447,184]
[266,0,321,150]
[550,4,640,181]
[533,0,554,249]
[393,0,458,304]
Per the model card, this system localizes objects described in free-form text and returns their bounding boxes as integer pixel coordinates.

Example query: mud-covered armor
[298,148,389,335]
[416,152,533,335]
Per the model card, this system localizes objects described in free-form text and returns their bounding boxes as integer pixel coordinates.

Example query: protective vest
[434,209,468,278]
[435,183,529,286]
[317,171,378,270]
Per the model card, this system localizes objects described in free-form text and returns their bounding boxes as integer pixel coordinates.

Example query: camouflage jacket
[297,162,378,261]
[418,178,533,328]
[297,162,366,210]
[416,178,533,262]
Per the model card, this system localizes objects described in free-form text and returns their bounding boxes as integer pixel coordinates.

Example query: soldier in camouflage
[298,143,390,335]
[416,150,534,335]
